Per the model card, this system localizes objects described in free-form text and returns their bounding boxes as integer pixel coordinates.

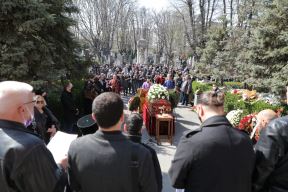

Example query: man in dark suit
[60,81,78,133]
[169,91,255,192]
[68,92,157,192]
[124,113,162,192]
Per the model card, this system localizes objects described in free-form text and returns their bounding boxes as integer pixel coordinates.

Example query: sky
[138,0,171,12]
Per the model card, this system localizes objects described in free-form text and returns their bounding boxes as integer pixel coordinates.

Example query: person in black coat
[124,113,162,192]
[169,91,255,192]
[252,116,288,192]
[29,95,59,144]
[68,92,157,192]
[98,73,108,93]
[0,81,67,192]
[61,81,79,133]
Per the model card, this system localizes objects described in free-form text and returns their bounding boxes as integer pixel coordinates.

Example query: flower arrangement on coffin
[226,109,243,127]
[148,84,169,102]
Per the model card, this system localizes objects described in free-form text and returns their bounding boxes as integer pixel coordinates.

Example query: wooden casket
[143,99,175,136]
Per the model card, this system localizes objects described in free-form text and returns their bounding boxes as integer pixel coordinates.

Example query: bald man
[256,109,277,132]
[253,114,288,192]
[0,81,67,192]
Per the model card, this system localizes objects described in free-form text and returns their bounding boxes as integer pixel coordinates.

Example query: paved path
[122,95,200,192]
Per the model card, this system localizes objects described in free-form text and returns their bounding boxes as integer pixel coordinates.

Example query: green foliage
[168,90,180,109]
[0,0,79,81]
[200,27,226,65]
[195,0,287,93]
[192,81,212,93]
[224,92,249,116]
[47,86,63,119]
[224,92,281,118]
[247,0,288,92]
[46,79,84,119]
[224,82,243,89]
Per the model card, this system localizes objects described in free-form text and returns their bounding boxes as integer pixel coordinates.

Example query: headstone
[137,38,148,65]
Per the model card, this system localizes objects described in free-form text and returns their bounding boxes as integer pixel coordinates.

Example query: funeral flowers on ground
[148,84,169,101]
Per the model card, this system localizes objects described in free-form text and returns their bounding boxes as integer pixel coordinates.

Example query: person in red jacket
[109,74,121,94]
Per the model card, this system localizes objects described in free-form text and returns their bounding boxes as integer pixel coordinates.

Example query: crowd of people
[0,69,287,192]
[81,64,193,115]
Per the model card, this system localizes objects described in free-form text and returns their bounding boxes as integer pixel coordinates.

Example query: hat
[77,114,98,135]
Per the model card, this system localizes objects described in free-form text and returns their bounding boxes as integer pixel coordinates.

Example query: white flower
[226,109,243,127]
[148,84,169,101]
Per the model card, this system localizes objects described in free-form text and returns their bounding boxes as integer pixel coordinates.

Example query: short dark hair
[195,91,225,107]
[126,113,143,135]
[92,92,124,128]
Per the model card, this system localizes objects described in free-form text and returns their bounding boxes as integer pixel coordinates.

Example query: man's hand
[47,127,57,137]
[58,156,68,170]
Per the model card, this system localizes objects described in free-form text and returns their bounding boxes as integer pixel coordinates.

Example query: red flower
[238,114,256,134]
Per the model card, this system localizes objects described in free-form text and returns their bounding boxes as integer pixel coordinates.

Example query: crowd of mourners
[82,64,193,114]
[0,63,287,192]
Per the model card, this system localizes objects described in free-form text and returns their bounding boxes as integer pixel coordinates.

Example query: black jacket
[128,135,163,192]
[169,115,255,192]
[253,116,288,192]
[0,120,66,192]
[68,130,157,192]
[61,90,77,120]
[30,106,59,144]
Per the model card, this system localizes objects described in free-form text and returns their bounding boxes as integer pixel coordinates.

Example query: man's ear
[197,105,204,117]
[120,113,124,122]
[92,113,96,121]
[18,105,25,113]
[123,124,127,133]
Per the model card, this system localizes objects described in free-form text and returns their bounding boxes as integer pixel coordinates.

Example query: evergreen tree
[248,0,288,92]
[197,26,227,76]
[0,0,79,81]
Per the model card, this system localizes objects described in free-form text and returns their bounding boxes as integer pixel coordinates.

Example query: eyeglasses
[23,100,36,105]
[36,100,44,104]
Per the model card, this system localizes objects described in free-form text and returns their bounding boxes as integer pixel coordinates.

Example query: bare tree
[72,0,135,64]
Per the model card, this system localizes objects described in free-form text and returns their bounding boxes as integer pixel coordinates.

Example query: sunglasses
[36,100,45,104]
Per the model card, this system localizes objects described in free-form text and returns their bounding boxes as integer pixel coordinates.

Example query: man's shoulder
[69,134,95,149]
[0,128,46,165]
[1,127,43,148]
[141,143,157,156]
[181,127,203,140]
[266,116,288,134]
[132,142,151,156]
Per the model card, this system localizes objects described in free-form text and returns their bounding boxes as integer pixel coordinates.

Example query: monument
[137,27,148,65]
[137,39,148,65]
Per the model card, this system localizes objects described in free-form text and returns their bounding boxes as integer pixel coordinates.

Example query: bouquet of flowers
[226,109,243,127]
[242,90,257,101]
[238,114,257,134]
[148,84,169,102]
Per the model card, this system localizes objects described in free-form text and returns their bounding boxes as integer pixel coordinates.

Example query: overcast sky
[138,0,171,11]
